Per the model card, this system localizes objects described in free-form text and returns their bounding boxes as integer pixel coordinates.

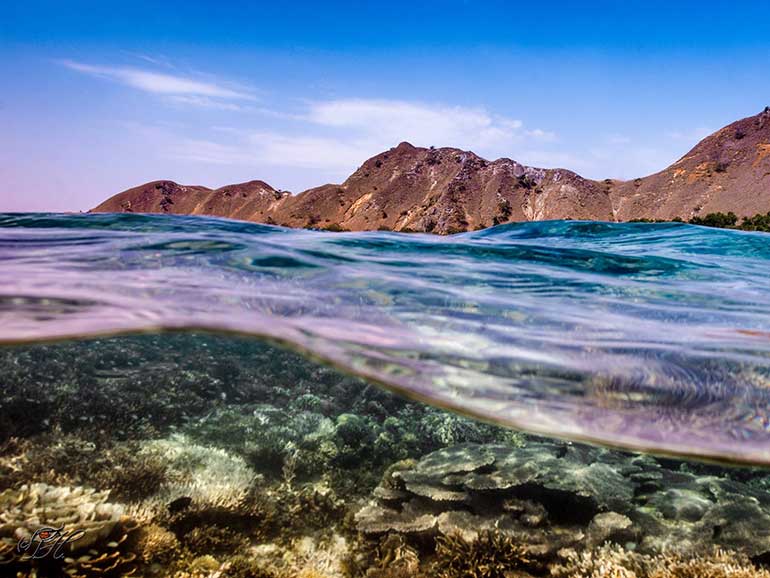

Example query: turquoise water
[2,213,770,464]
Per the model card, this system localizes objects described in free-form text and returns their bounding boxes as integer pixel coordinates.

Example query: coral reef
[181,395,519,498]
[225,554,281,578]
[356,440,770,563]
[648,550,770,578]
[0,333,346,443]
[173,554,230,577]
[0,483,140,576]
[551,545,770,578]
[551,544,650,578]
[162,503,264,558]
[363,533,422,578]
[0,483,124,551]
[0,333,522,499]
[630,467,770,556]
[355,441,638,559]
[280,533,352,578]
[0,433,168,502]
[4,333,770,577]
[134,523,180,566]
[433,530,533,578]
[136,434,257,514]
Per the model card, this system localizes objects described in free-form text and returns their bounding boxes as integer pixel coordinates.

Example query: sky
[2,0,770,212]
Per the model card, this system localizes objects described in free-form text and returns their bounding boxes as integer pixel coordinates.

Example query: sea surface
[2,212,770,464]
[5,212,770,577]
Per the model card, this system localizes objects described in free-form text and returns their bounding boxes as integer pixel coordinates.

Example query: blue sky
[2,0,770,211]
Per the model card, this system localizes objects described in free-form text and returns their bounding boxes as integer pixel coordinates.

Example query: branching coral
[234,534,352,578]
[225,554,282,578]
[277,479,346,534]
[550,545,770,578]
[648,549,770,578]
[432,530,533,578]
[173,554,230,578]
[185,525,251,557]
[162,503,271,558]
[364,533,423,578]
[284,533,352,577]
[135,523,181,566]
[5,434,169,502]
[136,434,257,514]
[551,544,649,578]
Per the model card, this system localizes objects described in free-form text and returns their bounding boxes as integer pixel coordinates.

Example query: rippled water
[2,213,770,464]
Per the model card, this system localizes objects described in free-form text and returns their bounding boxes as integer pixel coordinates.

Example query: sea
[2,212,770,577]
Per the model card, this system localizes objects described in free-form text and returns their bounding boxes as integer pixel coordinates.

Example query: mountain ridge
[92,108,770,234]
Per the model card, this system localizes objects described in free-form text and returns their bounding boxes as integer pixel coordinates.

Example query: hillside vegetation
[631,211,770,232]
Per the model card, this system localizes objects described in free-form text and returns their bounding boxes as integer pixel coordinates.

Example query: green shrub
[630,212,770,233]
[689,212,738,228]
[740,211,770,232]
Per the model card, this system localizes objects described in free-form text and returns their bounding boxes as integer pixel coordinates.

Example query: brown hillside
[92,180,289,221]
[92,108,770,233]
[611,107,770,221]
[267,142,613,233]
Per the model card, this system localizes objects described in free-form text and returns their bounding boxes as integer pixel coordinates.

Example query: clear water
[2,213,770,464]
[3,213,770,577]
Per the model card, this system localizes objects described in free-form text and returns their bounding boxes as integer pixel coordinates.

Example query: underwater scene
[3,213,770,578]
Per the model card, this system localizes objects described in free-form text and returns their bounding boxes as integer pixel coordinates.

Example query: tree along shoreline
[630,211,770,232]
[310,211,770,233]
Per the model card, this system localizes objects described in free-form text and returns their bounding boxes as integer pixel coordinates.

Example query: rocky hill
[611,107,770,221]
[91,108,770,233]
[92,179,289,222]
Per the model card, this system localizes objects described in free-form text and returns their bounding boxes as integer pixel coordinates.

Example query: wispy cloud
[666,126,713,142]
[121,92,682,187]
[607,134,631,145]
[304,98,555,150]
[172,134,366,171]
[161,97,559,176]
[166,95,246,111]
[60,59,255,102]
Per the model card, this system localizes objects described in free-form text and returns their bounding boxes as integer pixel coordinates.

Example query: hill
[92,108,770,233]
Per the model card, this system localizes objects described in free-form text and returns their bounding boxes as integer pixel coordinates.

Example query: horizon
[3,0,770,212]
